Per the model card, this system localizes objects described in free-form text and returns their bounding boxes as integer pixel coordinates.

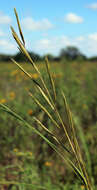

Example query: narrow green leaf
[0,103,87,186]
[0,103,24,122]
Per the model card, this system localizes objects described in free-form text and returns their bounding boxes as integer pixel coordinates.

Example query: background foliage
[0,56,97,189]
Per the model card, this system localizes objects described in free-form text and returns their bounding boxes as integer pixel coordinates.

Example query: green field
[0,60,97,189]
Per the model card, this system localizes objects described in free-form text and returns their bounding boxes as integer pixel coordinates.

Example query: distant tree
[53,56,61,62]
[0,54,11,62]
[14,51,42,62]
[65,46,80,59]
[59,46,86,60]
[14,52,26,62]
[88,56,97,62]
[29,52,42,62]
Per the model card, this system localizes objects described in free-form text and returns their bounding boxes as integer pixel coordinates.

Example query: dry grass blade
[54,104,77,157]
[45,57,56,101]
[10,26,35,65]
[62,92,84,162]
[11,12,55,109]
[11,58,54,110]
[62,91,85,169]
[62,91,81,154]
[11,26,41,76]
[62,91,92,190]
[36,84,55,110]
[11,58,32,79]
[34,117,73,155]
[62,91,77,140]
[11,27,54,109]
[29,91,59,128]
[14,8,25,46]
[33,116,54,136]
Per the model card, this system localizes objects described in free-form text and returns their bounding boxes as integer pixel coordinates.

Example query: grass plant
[0,8,93,190]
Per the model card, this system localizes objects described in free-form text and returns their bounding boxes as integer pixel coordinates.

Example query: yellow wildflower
[28,109,33,116]
[9,92,16,100]
[0,99,7,104]
[31,73,39,79]
[13,148,18,152]
[52,73,62,78]
[44,161,52,167]
[20,71,25,76]
[81,185,85,190]
[11,70,18,76]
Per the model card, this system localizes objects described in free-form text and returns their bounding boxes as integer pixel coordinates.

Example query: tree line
[0,46,96,63]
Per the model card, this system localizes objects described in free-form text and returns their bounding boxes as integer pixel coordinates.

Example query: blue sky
[1,0,97,57]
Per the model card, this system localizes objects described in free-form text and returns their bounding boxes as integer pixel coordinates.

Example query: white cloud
[33,36,70,54]
[87,3,97,10]
[64,13,83,23]
[0,12,11,24]
[0,39,16,53]
[75,36,85,42]
[22,17,53,31]
[86,33,97,55]
[38,39,50,48]
[30,33,97,57]
[88,33,97,41]
[0,29,4,36]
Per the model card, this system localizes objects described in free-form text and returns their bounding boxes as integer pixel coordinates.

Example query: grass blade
[45,57,56,101]
[0,104,86,185]
[62,91,92,190]
[33,116,72,155]
[14,8,25,46]
[29,92,59,128]
[0,103,24,122]
[11,58,55,110]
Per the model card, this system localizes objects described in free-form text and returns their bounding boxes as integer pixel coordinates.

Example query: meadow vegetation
[0,59,97,189]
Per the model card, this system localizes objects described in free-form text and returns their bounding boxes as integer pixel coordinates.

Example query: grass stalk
[0,8,93,190]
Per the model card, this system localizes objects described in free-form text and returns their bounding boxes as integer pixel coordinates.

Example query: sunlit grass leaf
[45,57,56,101]
[33,116,72,155]
[14,8,25,46]
[11,58,54,110]
[29,92,59,128]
